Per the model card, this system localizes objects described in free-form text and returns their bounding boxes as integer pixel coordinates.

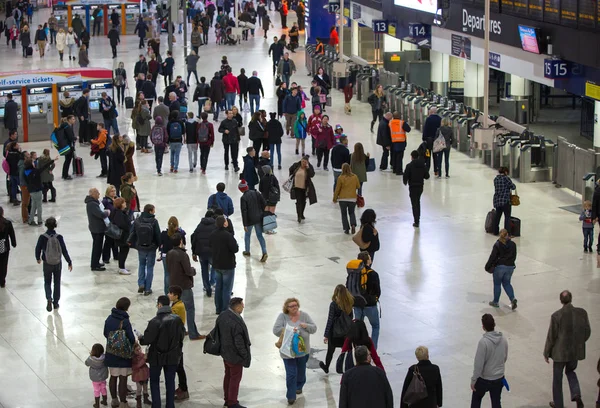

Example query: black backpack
[135,217,156,248]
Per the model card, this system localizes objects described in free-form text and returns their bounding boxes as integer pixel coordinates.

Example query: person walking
[389,111,411,176]
[150,117,168,175]
[277,52,296,87]
[241,147,259,191]
[134,17,148,49]
[403,150,430,228]
[283,87,301,138]
[237,68,248,109]
[400,346,443,408]
[222,68,240,110]
[339,345,393,408]
[247,71,265,114]
[107,25,120,59]
[0,207,16,288]
[103,298,135,408]
[107,135,126,193]
[74,89,91,146]
[333,163,360,234]
[241,186,268,262]
[48,13,58,43]
[352,251,381,347]
[485,229,518,309]
[248,112,267,156]
[215,297,251,408]
[167,110,184,173]
[209,72,226,122]
[350,142,369,196]
[470,314,509,408]
[293,110,308,157]
[273,297,318,405]
[110,198,131,275]
[330,135,350,193]
[208,183,235,216]
[209,215,239,314]
[19,24,31,58]
[191,210,217,296]
[192,77,211,117]
[35,216,72,311]
[184,112,199,172]
[138,295,185,408]
[185,51,200,86]
[65,27,77,60]
[357,209,379,263]
[268,36,284,76]
[318,284,354,373]
[422,106,441,174]
[162,51,175,87]
[100,92,119,136]
[196,112,215,175]
[289,156,317,223]
[312,115,335,171]
[128,204,161,296]
[376,112,392,171]
[86,188,109,271]
[492,167,516,235]
[78,44,90,67]
[24,155,59,226]
[368,85,387,133]
[159,217,186,295]
[55,28,66,60]
[544,290,591,408]
[58,116,76,179]
[219,110,241,172]
[433,118,453,178]
[34,24,47,58]
[340,319,384,370]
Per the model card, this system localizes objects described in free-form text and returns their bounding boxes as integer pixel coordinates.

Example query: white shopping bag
[280,324,295,358]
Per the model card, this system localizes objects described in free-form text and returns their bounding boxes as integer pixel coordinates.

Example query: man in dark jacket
[3,94,18,132]
[339,345,393,408]
[282,87,301,137]
[215,297,251,408]
[61,115,77,179]
[330,135,350,192]
[134,55,148,79]
[134,17,148,49]
[237,68,248,108]
[100,92,119,136]
[74,89,91,145]
[24,156,57,226]
[208,182,235,216]
[240,187,267,262]
[246,71,264,114]
[191,210,217,296]
[85,188,108,271]
[376,112,392,171]
[107,25,120,58]
[128,204,161,296]
[166,233,203,340]
[139,295,185,408]
[218,110,240,172]
[241,147,258,190]
[544,290,591,408]
[192,77,211,117]
[268,36,284,75]
[403,150,430,228]
[209,216,239,314]
[422,106,441,172]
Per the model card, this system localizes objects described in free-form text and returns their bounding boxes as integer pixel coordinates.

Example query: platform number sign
[327,1,340,14]
[372,20,389,33]
[408,23,427,39]
[544,59,584,79]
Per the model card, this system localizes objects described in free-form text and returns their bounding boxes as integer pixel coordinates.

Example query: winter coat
[209,77,225,103]
[237,73,248,95]
[248,120,266,142]
[422,114,441,141]
[215,308,251,367]
[259,173,280,205]
[242,155,258,189]
[209,227,239,270]
[218,118,239,145]
[376,117,392,147]
[241,190,266,227]
[139,306,185,367]
[351,153,368,183]
[128,211,161,252]
[131,347,150,382]
[110,208,131,246]
[137,107,152,136]
[85,195,107,234]
[400,360,443,408]
[134,20,148,39]
[222,73,240,94]
[108,28,120,46]
[277,58,296,76]
[437,125,454,148]
[37,155,55,183]
[403,157,430,187]
[3,100,18,131]
[289,161,317,205]
[107,146,126,187]
[85,355,109,382]
[330,144,350,171]
[484,239,517,272]
[191,217,217,257]
[78,48,89,67]
[339,364,393,408]
[59,97,75,117]
[55,31,66,51]
[191,30,202,47]
[313,74,331,95]
[65,32,76,45]
[19,30,30,46]
[544,304,591,362]
[186,54,200,71]
[266,119,284,144]
[103,308,135,368]
[311,123,335,150]
[283,93,301,115]
[167,247,196,291]
[333,174,360,202]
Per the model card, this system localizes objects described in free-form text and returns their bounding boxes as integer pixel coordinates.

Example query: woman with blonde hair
[158,216,186,295]
[367,84,387,132]
[400,346,443,408]
[350,142,369,196]
[319,284,354,374]
[484,228,518,310]
[333,163,360,234]
[55,28,66,61]
[273,298,317,405]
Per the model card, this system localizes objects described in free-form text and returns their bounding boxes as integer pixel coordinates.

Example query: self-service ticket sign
[60,83,83,99]
[28,87,54,103]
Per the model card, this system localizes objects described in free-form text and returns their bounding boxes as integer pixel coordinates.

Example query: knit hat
[335,124,343,132]
[238,179,248,192]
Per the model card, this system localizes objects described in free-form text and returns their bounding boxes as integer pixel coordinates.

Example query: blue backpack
[168,121,183,142]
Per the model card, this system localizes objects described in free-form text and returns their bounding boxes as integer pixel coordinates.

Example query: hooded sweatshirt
[207,191,234,216]
[294,110,308,140]
[85,354,109,382]
[471,331,508,385]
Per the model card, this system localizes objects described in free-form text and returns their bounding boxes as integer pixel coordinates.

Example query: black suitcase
[510,217,521,237]
[26,46,33,56]
[125,96,134,109]
[73,156,84,176]
[485,209,496,233]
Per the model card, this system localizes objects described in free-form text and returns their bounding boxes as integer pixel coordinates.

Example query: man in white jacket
[471,313,509,408]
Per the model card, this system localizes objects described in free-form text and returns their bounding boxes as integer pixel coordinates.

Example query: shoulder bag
[203,325,221,356]
[510,188,520,206]
[335,346,355,374]
[403,366,429,405]
[352,226,370,248]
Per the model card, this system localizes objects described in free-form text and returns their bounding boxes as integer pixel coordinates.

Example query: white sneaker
[119,269,131,275]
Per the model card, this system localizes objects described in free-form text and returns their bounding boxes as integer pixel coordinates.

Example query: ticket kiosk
[88,5,104,35]
[26,86,55,142]
[125,4,141,34]
[88,80,113,123]
[71,4,86,25]
[0,89,24,141]
[53,5,69,30]
[58,82,83,100]
[107,4,123,33]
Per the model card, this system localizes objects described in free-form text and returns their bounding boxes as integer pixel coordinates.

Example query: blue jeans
[187,143,198,169]
[332,170,341,192]
[149,364,177,408]
[169,142,182,170]
[249,94,260,114]
[354,306,380,348]
[283,355,308,401]
[492,265,516,303]
[215,268,235,314]
[281,74,290,87]
[244,224,267,254]
[200,256,215,293]
[9,175,19,202]
[269,143,281,167]
[137,250,156,291]
[104,118,119,137]
[181,288,200,338]
[162,257,169,295]
[225,92,236,110]
[196,97,208,116]
[583,228,593,249]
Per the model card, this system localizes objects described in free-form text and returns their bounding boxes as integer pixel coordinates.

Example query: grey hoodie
[471,331,508,385]
[85,354,109,382]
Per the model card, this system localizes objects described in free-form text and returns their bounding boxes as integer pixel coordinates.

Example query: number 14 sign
[372,20,389,33]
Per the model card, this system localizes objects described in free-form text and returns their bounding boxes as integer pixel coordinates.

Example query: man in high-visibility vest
[388,111,411,175]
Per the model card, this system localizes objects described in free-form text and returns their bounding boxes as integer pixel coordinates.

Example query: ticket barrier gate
[582,173,596,203]
[26,86,55,142]
[496,135,521,169]
[359,74,372,103]
[305,45,315,73]
[384,86,397,112]
[413,95,424,130]
[406,95,422,128]
[453,115,470,152]
[509,139,524,178]
[519,137,556,183]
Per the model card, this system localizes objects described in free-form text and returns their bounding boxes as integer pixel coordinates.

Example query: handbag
[356,195,365,208]
[204,99,212,112]
[105,223,122,240]
[403,366,429,405]
[510,189,520,206]
[332,313,352,338]
[432,132,446,153]
[275,75,282,86]
[106,321,134,359]
[326,95,332,107]
[0,238,7,255]
[335,347,355,374]
[352,226,370,248]
[282,175,294,193]
[366,158,376,172]
[238,126,245,137]
[275,328,285,348]
[203,325,221,356]
[263,213,278,231]
[280,324,295,358]
[319,94,327,104]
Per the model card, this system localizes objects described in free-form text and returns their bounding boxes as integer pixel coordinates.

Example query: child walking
[85,343,109,408]
[579,200,594,252]
[131,342,151,407]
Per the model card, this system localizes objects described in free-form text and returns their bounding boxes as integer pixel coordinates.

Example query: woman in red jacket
[329,26,339,50]
[340,319,384,371]
[310,114,335,170]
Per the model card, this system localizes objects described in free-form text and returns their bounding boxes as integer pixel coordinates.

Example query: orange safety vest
[389,119,406,143]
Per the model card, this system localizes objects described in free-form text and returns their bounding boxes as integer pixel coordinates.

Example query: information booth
[0,68,113,143]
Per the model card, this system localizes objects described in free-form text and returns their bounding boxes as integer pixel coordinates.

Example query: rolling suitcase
[125,96,134,109]
[510,217,521,237]
[26,46,33,56]
[485,209,496,233]
[73,155,84,176]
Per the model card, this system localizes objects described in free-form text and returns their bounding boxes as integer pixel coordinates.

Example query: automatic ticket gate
[0,89,23,140]
[125,4,141,34]
[26,85,55,142]
[519,137,556,183]
[88,80,114,123]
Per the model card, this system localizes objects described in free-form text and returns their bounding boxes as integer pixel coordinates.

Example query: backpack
[136,111,146,126]
[106,320,134,359]
[345,260,368,307]
[197,121,209,143]
[135,217,156,248]
[150,126,165,145]
[43,233,62,265]
[168,121,183,141]
[51,127,71,156]
[92,8,100,18]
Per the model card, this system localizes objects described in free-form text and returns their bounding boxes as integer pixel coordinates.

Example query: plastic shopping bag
[280,324,295,358]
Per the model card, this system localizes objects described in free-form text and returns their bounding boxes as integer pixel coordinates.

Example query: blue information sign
[489,52,501,69]
[372,20,389,33]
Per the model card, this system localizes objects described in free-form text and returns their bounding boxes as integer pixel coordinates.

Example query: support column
[511,75,531,98]
[463,60,484,110]
[594,101,600,151]
[430,50,449,95]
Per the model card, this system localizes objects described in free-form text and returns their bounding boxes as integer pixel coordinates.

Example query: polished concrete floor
[0,7,599,408]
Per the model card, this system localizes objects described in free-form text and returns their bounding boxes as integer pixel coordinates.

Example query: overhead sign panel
[393,0,438,14]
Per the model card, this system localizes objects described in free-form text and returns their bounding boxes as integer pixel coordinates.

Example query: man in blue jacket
[283,87,301,138]
[128,204,162,296]
[207,182,234,216]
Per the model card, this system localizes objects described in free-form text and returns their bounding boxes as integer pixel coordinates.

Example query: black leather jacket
[139,306,185,367]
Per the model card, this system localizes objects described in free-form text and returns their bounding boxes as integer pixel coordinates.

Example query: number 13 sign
[372,20,389,33]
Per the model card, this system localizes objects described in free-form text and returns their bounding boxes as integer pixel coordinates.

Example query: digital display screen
[578,0,596,28]
[28,105,40,114]
[0,108,4,116]
[90,101,100,110]
[543,0,560,23]
[560,0,578,26]
[518,25,540,53]
[501,0,515,15]
[528,0,543,21]
[393,0,438,14]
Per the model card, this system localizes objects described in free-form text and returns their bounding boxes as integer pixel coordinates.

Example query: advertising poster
[451,34,471,60]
